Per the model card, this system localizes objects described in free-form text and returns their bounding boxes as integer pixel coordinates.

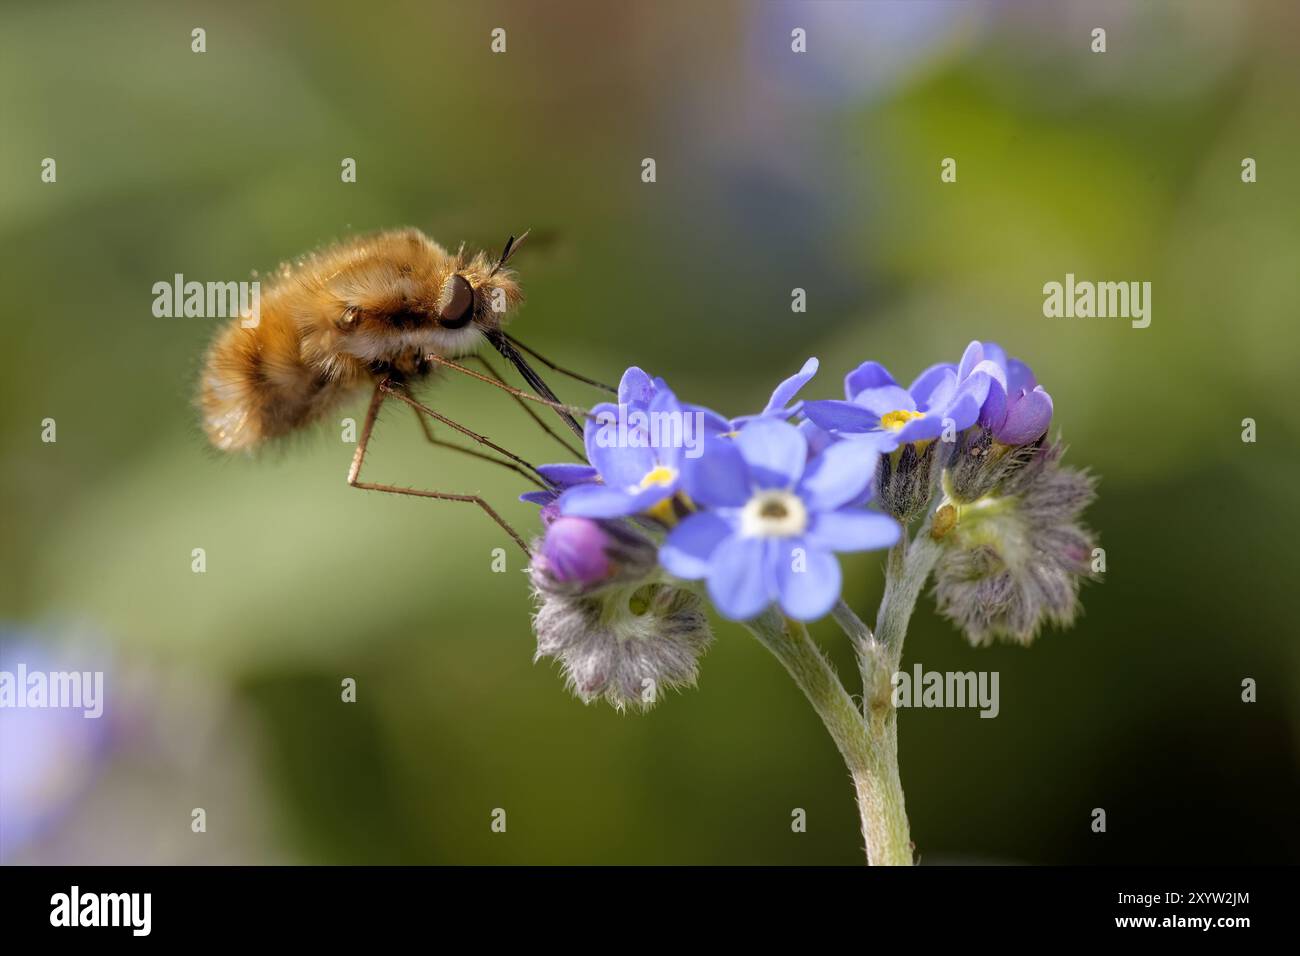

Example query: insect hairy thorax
[301,229,523,381]
[198,228,524,451]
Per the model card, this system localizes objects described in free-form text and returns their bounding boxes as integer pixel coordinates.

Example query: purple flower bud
[538,498,563,528]
[529,517,711,711]
[972,345,1054,446]
[995,385,1053,445]
[531,515,659,599]
[537,516,614,585]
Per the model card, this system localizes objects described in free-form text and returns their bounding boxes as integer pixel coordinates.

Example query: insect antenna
[487,230,530,278]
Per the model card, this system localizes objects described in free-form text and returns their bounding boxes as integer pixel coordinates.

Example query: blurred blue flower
[0,635,115,863]
[661,419,899,621]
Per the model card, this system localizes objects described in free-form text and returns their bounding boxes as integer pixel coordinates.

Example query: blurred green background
[2,0,1298,864]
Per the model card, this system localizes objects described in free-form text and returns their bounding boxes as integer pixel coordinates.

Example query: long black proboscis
[486,329,584,438]
[502,332,617,394]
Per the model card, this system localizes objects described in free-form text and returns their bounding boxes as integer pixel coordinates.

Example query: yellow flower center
[639,465,678,489]
[639,465,681,525]
[880,409,924,431]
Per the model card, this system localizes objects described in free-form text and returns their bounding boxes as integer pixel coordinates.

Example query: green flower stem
[875,526,942,660]
[744,517,944,866]
[745,608,912,865]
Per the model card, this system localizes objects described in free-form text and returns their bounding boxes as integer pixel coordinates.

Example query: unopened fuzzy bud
[531,579,714,711]
[876,440,942,523]
[932,442,1098,646]
[946,427,1044,503]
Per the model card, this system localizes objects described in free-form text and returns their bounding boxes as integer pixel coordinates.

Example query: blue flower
[520,463,599,516]
[557,371,692,521]
[961,341,1054,445]
[660,419,900,621]
[802,346,998,451]
[604,365,671,418]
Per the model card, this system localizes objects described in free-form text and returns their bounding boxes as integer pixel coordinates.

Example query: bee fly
[198,228,608,552]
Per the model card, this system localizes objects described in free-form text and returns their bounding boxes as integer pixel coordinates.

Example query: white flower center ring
[740,489,809,538]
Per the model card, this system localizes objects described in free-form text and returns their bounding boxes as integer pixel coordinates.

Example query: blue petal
[855,429,903,454]
[588,441,656,491]
[797,439,878,511]
[853,385,915,419]
[585,403,655,488]
[647,387,687,470]
[956,354,998,411]
[956,341,984,382]
[536,463,598,488]
[910,366,957,414]
[558,483,642,518]
[682,435,751,508]
[707,535,773,621]
[909,363,957,408]
[1007,358,1037,394]
[979,379,1008,431]
[802,399,880,433]
[997,386,1053,444]
[687,403,733,435]
[805,509,900,552]
[624,482,679,514]
[520,490,557,505]
[773,540,841,621]
[798,419,838,458]
[763,357,819,415]
[894,415,945,444]
[844,361,898,400]
[980,341,1008,374]
[735,418,808,489]
[944,390,984,431]
[618,367,655,407]
[660,512,735,580]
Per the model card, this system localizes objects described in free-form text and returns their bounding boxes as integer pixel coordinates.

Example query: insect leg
[347,383,532,556]
[424,352,588,432]
[467,354,585,460]
[409,404,546,490]
[379,381,547,477]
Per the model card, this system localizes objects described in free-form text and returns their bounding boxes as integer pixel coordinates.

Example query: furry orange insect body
[199,228,523,452]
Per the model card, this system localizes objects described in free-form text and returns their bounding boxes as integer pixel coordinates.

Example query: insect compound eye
[436,273,475,329]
